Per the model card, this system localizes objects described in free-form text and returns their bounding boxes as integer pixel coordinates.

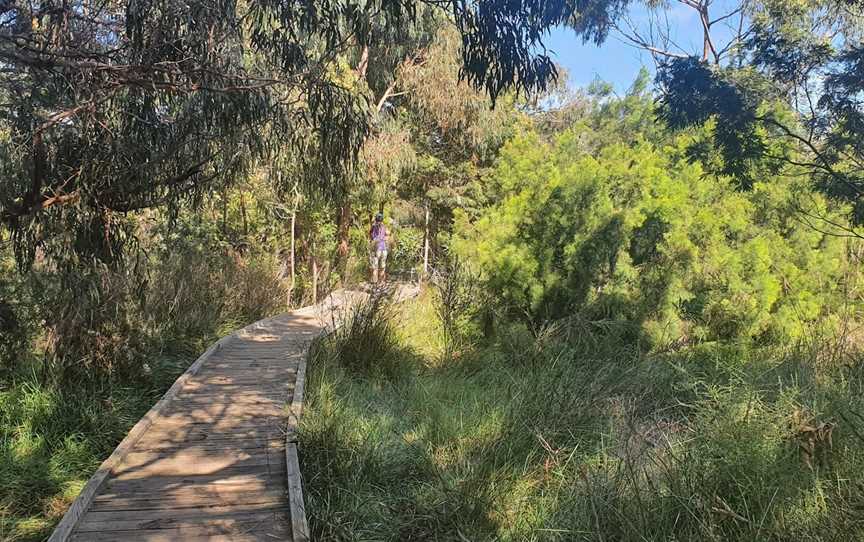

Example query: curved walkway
[49,291,365,542]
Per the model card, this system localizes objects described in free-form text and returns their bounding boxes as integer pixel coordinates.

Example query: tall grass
[319,290,415,381]
[0,357,188,541]
[299,291,864,541]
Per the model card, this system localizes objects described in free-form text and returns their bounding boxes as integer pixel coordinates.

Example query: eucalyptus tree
[569,0,864,224]
[0,0,592,271]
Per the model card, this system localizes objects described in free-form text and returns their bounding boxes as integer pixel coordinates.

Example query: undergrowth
[0,357,188,541]
[299,289,864,541]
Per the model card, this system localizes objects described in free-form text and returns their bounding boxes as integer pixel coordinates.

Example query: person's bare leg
[372,267,378,284]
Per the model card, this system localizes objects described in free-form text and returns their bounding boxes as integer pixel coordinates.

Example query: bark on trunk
[288,208,296,307]
[240,191,248,236]
[422,200,430,280]
[335,203,351,283]
[221,187,227,235]
[357,45,369,79]
[311,239,318,305]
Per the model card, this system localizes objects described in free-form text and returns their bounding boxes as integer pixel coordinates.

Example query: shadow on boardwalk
[55,305,328,541]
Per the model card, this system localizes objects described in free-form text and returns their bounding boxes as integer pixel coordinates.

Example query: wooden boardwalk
[49,293,360,542]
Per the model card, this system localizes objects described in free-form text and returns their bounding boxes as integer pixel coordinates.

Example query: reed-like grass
[299,291,864,541]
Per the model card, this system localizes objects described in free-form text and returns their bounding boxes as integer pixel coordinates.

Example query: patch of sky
[544,0,743,93]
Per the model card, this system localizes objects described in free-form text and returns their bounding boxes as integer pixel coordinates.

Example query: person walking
[369,212,389,284]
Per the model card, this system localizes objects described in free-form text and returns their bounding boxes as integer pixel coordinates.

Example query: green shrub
[453,127,860,346]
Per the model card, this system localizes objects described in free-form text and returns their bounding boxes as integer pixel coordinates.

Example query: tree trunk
[221,186,227,235]
[422,200,430,280]
[356,45,369,79]
[288,208,296,307]
[311,239,318,305]
[240,191,248,236]
[335,202,351,283]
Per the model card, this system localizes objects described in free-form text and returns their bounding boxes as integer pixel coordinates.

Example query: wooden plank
[78,502,287,525]
[71,528,289,542]
[131,438,284,453]
[140,418,286,432]
[91,488,286,512]
[176,382,295,394]
[47,330,240,542]
[133,423,283,437]
[170,396,291,405]
[201,364,297,370]
[114,447,285,476]
[132,430,284,448]
[184,375,296,386]
[76,505,289,533]
[96,476,286,496]
[102,470,286,495]
[155,403,284,421]
[112,454,286,480]
[160,398,284,410]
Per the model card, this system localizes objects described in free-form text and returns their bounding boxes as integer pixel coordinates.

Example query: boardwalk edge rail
[284,285,419,542]
[283,291,357,542]
[285,313,310,542]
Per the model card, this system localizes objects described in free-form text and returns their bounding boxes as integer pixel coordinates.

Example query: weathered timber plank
[155,403,284,421]
[76,506,289,533]
[111,457,285,482]
[132,427,285,447]
[138,418,285,432]
[70,524,290,541]
[90,488,287,512]
[101,471,287,496]
[176,382,295,393]
[184,375,296,386]
[77,502,287,528]
[114,447,285,476]
[165,396,287,408]
[135,430,285,452]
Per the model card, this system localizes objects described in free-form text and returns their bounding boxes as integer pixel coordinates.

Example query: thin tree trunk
[287,208,296,307]
[221,186,227,235]
[335,203,351,283]
[240,191,248,236]
[356,45,369,79]
[311,239,318,305]
[422,200,430,280]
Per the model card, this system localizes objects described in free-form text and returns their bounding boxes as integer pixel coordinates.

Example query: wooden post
[335,203,351,283]
[311,239,318,305]
[289,207,296,306]
[422,200,430,280]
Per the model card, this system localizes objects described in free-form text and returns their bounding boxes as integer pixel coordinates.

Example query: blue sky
[545,1,741,93]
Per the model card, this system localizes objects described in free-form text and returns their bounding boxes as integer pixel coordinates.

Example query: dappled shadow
[62,309,329,540]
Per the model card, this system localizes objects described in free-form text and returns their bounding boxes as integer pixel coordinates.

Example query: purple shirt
[371,223,387,251]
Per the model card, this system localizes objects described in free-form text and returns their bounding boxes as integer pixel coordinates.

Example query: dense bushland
[454,80,863,347]
[5,1,864,538]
